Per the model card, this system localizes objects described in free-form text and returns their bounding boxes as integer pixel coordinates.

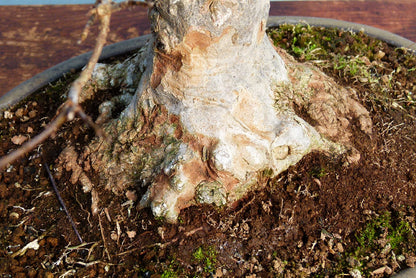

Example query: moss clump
[355,211,413,254]
[337,211,415,276]
[268,24,385,61]
[268,24,416,113]
[192,246,217,274]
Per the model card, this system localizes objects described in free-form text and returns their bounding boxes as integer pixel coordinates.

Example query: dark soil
[1,25,416,277]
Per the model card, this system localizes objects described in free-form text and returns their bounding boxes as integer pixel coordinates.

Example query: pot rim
[1,16,415,112]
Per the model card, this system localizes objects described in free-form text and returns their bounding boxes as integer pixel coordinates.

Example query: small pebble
[127,230,136,239]
[350,268,362,278]
[4,110,13,119]
[110,231,118,241]
[126,190,137,201]
[28,110,37,118]
[372,266,386,275]
[9,211,19,220]
[11,135,28,145]
[15,108,24,118]
[336,242,344,253]
[397,254,406,262]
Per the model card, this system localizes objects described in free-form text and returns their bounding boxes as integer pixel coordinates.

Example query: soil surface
[1,25,416,277]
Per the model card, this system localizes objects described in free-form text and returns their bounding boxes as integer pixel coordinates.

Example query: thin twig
[11,231,48,258]
[117,226,204,257]
[69,0,112,105]
[233,195,256,217]
[116,238,178,257]
[77,109,106,138]
[79,9,97,44]
[43,160,84,244]
[1,0,151,172]
[79,0,153,45]
[78,0,100,44]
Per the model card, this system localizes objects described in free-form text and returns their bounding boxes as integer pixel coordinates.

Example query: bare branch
[77,109,106,138]
[79,0,153,45]
[98,212,112,261]
[0,1,114,171]
[69,0,112,105]
[79,11,97,44]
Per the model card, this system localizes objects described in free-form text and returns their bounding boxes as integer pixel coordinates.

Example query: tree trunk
[66,0,372,222]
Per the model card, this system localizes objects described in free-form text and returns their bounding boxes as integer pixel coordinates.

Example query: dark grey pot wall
[0,16,415,277]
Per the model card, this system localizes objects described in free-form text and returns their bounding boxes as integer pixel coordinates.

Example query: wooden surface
[1,1,415,96]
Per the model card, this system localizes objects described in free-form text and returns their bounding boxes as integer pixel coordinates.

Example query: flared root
[58,0,373,222]
[70,42,370,223]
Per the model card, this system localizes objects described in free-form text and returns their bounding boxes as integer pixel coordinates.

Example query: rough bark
[62,0,372,222]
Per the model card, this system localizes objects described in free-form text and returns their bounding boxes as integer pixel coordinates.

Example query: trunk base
[57,36,371,222]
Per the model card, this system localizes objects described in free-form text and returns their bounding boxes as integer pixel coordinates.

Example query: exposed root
[67,4,373,223]
[275,47,373,144]
[57,146,100,215]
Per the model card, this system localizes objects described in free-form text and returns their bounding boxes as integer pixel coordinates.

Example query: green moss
[192,246,217,274]
[268,23,416,113]
[161,270,177,278]
[309,165,327,179]
[269,24,328,61]
[313,211,415,277]
[159,257,183,278]
[334,211,416,276]
[355,211,413,253]
[261,168,274,179]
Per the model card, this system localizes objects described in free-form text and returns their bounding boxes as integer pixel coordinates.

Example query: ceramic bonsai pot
[1,17,415,277]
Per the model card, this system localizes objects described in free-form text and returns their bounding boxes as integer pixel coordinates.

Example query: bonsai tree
[1,0,372,222]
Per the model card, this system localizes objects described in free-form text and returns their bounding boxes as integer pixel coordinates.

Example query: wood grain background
[1,1,415,96]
